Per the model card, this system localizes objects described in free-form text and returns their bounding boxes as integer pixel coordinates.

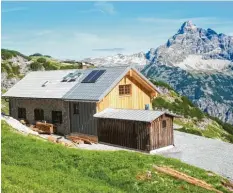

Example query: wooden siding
[97,118,150,151]
[70,102,97,135]
[97,74,157,112]
[97,114,174,151]
[150,115,174,150]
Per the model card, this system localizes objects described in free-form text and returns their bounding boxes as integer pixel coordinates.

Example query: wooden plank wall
[97,118,151,151]
[97,75,155,112]
[70,102,97,135]
[150,115,174,150]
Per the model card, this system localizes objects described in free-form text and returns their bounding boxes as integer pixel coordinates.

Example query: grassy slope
[1,89,9,115]
[151,80,233,143]
[1,121,231,193]
[1,49,86,79]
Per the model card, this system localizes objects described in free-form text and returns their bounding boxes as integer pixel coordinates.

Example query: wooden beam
[130,70,158,96]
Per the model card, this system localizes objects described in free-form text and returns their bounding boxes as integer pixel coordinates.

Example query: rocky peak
[206,28,217,36]
[178,20,197,34]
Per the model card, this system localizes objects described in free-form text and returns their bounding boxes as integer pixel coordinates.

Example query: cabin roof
[94,108,179,122]
[2,66,160,101]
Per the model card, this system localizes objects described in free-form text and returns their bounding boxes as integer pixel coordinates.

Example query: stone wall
[9,98,70,135]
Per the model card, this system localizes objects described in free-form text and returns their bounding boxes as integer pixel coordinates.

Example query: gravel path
[158,131,233,182]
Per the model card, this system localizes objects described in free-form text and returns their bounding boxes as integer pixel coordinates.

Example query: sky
[2,1,233,60]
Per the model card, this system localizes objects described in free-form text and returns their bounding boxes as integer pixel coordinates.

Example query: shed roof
[94,108,178,123]
[2,66,160,101]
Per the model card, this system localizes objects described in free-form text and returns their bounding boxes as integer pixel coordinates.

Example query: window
[52,111,62,124]
[73,103,79,114]
[18,107,26,119]
[119,84,131,95]
[34,109,44,121]
[162,120,167,128]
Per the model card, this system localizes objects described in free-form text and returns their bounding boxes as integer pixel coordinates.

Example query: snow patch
[174,55,231,72]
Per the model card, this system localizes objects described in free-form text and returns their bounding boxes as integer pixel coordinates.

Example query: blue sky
[2,1,233,60]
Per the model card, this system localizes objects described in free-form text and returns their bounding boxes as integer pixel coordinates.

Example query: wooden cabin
[2,66,176,151]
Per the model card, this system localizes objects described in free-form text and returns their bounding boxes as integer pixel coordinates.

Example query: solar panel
[81,70,99,83]
[81,70,106,83]
[89,70,106,82]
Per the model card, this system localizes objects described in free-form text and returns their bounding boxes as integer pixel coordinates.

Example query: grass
[174,118,233,143]
[2,121,231,193]
[1,89,9,115]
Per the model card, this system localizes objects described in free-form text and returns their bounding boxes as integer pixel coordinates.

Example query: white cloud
[2,30,155,59]
[92,48,125,52]
[77,2,116,15]
[93,2,116,15]
[35,30,53,36]
[2,7,27,13]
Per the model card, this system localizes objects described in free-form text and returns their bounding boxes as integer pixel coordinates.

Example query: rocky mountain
[82,52,148,67]
[143,21,233,124]
[145,21,233,73]
[83,21,233,125]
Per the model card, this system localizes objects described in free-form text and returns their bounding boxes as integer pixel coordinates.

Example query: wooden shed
[94,108,177,152]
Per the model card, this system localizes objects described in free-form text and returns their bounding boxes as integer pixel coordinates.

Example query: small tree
[29,53,43,57]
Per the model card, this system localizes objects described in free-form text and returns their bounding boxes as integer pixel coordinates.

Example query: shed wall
[97,118,150,151]
[9,98,70,135]
[150,115,174,150]
[70,102,97,136]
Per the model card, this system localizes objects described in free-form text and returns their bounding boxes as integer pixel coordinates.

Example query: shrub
[222,133,233,143]
[43,62,59,70]
[152,97,204,120]
[178,127,203,136]
[60,64,79,70]
[1,49,29,60]
[11,65,20,75]
[1,62,12,74]
[44,55,52,58]
[37,57,46,63]
[150,79,174,90]
[209,115,233,135]
[181,96,195,107]
[30,62,43,71]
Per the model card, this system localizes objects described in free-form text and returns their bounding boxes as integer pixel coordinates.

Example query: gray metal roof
[63,66,130,101]
[3,66,160,101]
[2,70,77,99]
[94,108,178,122]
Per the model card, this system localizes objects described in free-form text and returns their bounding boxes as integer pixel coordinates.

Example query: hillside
[151,80,233,143]
[2,121,232,193]
[1,49,94,90]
